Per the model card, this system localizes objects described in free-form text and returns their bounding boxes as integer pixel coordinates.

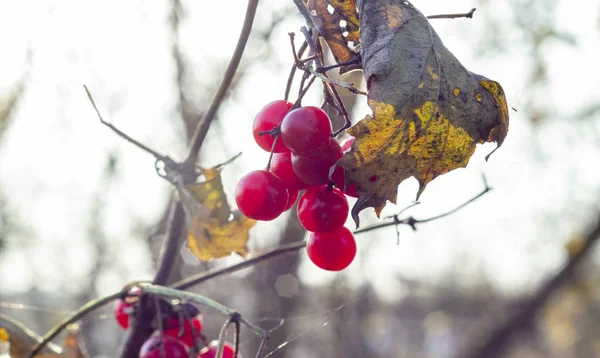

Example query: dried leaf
[181,167,256,261]
[307,0,361,74]
[339,1,509,226]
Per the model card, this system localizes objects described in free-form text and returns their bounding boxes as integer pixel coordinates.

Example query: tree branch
[152,201,185,285]
[119,2,260,354]
[462,211,600,358]
[184,0,260,166]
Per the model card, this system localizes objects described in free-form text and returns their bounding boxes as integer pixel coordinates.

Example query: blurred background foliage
[1,0,600,357]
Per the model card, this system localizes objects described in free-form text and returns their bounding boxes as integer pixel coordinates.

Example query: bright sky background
[0,0,599,308]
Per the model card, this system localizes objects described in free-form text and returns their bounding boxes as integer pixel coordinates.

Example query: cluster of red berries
[114,289,238,358]
[236,100,359,271]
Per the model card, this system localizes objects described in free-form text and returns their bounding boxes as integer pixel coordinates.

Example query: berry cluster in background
[114,289,238,358]
[235,100,359,271]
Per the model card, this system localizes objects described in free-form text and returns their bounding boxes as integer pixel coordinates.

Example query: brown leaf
[307,0,361,74]
[339,1,509,226]
[180,167,256,261]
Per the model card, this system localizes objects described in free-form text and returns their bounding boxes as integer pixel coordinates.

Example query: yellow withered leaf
[339,1,509,226]
[307,0,361,74]
[180,167,256,261]
[186,213,256,261]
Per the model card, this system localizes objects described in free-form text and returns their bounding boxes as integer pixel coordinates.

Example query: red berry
[298,186,348,233]
[331,166,358,198]
[164,316,204,348]
[280,107,332,154]
[291,139,343,185]
[306,226,357,271]
[253,100,292,153]
[139,335,189,358]
[284,188,299,211]
[340,137,355,152]
[269,152,311,191]
[198,340,238,358]
[114,299,134,330]
[235,170,288,221]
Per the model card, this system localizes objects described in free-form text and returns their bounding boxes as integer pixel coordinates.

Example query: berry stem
[265,135,280,172]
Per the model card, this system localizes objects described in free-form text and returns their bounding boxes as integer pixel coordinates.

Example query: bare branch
[354,176,492,234]
[152,201,185,286]
[83,85,168,161]
[462,212,600,358]
[184,0,260,165]
[172,240,307,290]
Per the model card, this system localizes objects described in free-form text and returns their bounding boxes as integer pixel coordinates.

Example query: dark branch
[354,176,492,234]
[463,212,600,358]
[152,201,185,285]
[427,8,476,20]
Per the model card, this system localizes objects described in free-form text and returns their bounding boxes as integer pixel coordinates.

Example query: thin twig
[172,240,307,290]
[83,85,169,161]
[291,0,313,28]
[298,26,355,134]
[463,211,600,358]
[293,75,318,109]
[311,70,367,96]
[184,0,260,165]
[317,59,362,73]
[427,8,476,20]
[29,292,122,357]
[265,136,280,172]
[254,334,269,358]
[284,41,308,101]
[172,181,492,291]
[216,313,238,358]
